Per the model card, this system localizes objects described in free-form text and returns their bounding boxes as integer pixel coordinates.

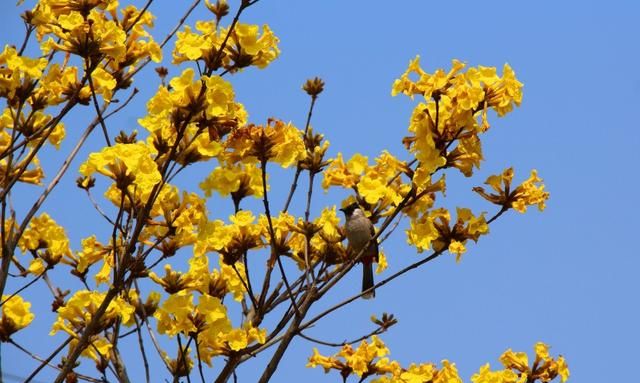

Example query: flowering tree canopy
[0,1,565,383]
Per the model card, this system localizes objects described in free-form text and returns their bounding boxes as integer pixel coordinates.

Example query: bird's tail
[362,262,375,299]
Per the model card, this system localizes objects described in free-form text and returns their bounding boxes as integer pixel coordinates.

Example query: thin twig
[133,314,151,383]
[282,95,318,213]
[15,337,99,383]
[298,326,387,348]
[103,88,139,119]
[258,158,301,318]
[194,334,206,383]
[86,61,112,146]
[0,271,44,307]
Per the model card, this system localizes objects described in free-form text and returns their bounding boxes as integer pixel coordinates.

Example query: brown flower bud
[115,130,138,144]
[76,176,96,190]
[303,77,325,97]
[155,66,169,80]
[206,0,230,22]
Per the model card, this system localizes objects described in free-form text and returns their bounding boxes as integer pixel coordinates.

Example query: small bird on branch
[340,202,378,299]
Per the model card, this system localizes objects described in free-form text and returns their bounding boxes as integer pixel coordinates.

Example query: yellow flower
[174,25,208,61]
[534,342,551,362]
[76,336,112,362]
[19,213,72,266]
[0,46,48,97]
[79,142,161,203]
[0,294,34,340]
[155,290,196,336]
[307,348,343,372]
[511,170,549,213]
[51,290,134,337]
[400,363,437,383]
[28,258,46,275]
[434,360,462,383]
[197,294,228,324]
[358,173,388,205]
[406,213,439,252]
[487,64,523,116]
[322,153,364,189]
[448,134,483,177]
[408,106,447,173]
[448,240,466,262]
[200,163,264,199]
[90,67,117,102]
[556,356,570,382]
[224,120,306,167]
[500,349,529,372]
[218,258,248,301]
[471,364,522,383]
[474,168,548,214]
[375,251,388,274]
[76,236,110,274]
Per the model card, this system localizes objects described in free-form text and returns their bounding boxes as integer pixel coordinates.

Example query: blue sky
[1,1,639,382]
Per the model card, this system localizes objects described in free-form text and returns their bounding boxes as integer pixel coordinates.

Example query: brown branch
[103,87,139,119]
[0,270,45,307]
[194,334,207,383]
[14,337,100,383]
[125,0,154,33]
[231,263,258,309]
[283,94,318,213]
[298,326,387,348]
[17,22,35,55]
[256,289,316,383]
[133,280,173,374]
[86,61,112,146]
[132,314,151,383]
[257,158,302,320]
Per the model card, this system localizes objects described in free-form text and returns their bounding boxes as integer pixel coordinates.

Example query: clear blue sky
[1,1,639,382]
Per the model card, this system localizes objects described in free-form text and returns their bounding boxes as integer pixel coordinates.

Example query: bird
[339,202,378,299]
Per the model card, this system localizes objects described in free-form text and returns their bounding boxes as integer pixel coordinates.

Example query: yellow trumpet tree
[0,1,565,383]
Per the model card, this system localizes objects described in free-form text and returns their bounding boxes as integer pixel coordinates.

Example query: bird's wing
[368,220,379,262]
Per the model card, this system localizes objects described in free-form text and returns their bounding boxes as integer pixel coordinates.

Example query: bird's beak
[339,207,346,212]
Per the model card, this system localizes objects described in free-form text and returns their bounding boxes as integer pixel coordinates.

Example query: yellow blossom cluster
[79,141,161,204]
[472,342,569,383]
[474,168,549,213]
[72,235,112,282]
[309,338,568,383]
[199,162,264,200]
[258,207,350,269]
[308,336,463,383]
[0,294,35,341]
[150,252,247,303]
[323,151,418,215]
[224,118,307,167]
[173,18,280,72]
[143,186,209,252]
[50,290,135,352]
[394,58,522,178]
[32,0,160,64]
[151,258,266,365]
[0,45,48,100]
[18,213,73,274]
[138,67,247,164]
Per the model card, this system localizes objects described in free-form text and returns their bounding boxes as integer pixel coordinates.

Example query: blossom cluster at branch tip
[309,338,568,383]
[0,294,34,341]
[472,342,569,383]
[474,168,549,213]
[308,336,463,383]
[173,16,280,72]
